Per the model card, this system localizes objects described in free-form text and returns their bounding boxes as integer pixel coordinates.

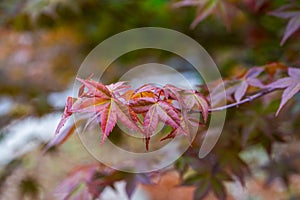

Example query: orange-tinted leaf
[134,84,161,95]
[71,98,109,113]
[130,96,158,113]
[123,90,134,101]
[264,62,287,77]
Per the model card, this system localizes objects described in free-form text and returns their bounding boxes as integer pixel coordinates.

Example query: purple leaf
[267,68,300,115]
[247,78,264,88]
[267,77,294,89]
[288,67,300,78]
[269,4,299,19]
[125,179,137,199]
[269,4,300,45]
[276,82,300,116]
[281,15,300,45]
[245,67,264,78]
[234,81,248,102]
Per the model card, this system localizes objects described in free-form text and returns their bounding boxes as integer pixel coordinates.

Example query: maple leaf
[183,171,232,200]
[162,85,200,126]
[81,81,141,140]
[55,164,102,200]
[160,128,178,141]
[218,150,250,186]
[54,78,143,147]
[143,100,182,149]
[162,84,184,103]
[211,67,264,105]
[270,4,300,45]
[233,67,264,102]
[56,166,152,200]
[160,112,202,142]
[130,84,205,145]
[264,62,287,78]
[262,154,300,187]
[267,67,300,116]
[158,89,210,141]
[244,0,270,13]
[55,97,76,134]
[129,84,161,113]
[44,120,84,153]
[76,77,111,99]
[132,84,162,96]
[58,81,211,149]
[106,81,131,98]
[129,96,158,114]
[100,101,117,142]
[55,78,114,140]
[71,97,109,113]
[174,0,239,30]
[100,99,143,142]
[124,173,152,199]
[182,90,209,122]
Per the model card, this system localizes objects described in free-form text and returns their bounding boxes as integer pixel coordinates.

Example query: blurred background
[0,0,300,199]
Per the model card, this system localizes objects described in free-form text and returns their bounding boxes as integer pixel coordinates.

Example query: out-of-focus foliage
[270,3,300,45]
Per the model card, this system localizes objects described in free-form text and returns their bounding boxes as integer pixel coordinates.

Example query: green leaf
[193,178,211,200]
[211,178,226,200]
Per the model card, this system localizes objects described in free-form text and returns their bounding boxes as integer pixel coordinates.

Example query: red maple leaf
[55,96,76,134]
[100,98,142,142]
[181,90,209,122]
[143,100,182,149]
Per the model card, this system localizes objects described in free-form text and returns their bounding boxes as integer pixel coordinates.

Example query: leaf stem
[208,88,278,112]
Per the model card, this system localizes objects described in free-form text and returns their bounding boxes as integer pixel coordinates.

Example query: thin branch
[208,88,278,112]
